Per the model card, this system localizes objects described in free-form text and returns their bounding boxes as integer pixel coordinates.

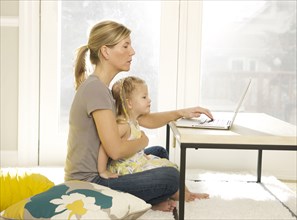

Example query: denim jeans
[144,145,169,159]
[91,146,179,205]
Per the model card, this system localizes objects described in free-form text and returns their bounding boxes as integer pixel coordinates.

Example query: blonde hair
[74,20,131,90]
[112,76,146,121]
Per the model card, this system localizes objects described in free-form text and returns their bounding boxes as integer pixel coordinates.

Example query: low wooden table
[165,113,297,220]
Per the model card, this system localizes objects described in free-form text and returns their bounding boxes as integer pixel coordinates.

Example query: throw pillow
[0,168,55,212]
[1,180,151,220]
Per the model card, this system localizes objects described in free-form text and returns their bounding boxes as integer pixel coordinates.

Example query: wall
[0,0,39,166]
[0,0,19,152]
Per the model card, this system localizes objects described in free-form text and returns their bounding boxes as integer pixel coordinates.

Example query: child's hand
[180,106,213,120]
[99,171,119,179]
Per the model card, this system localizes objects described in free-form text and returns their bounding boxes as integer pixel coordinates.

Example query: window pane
[200,1,296,125]
[60,1,160,133]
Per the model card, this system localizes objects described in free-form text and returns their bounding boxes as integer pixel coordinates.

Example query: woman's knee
[157,147,169,159]
[159,167,179,191]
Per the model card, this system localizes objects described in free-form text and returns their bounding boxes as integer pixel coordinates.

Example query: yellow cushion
[1,198,29,219]
[0,168,54,212]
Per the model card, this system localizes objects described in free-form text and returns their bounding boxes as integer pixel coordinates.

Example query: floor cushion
[0,168,54,212]
[1,180,151,220]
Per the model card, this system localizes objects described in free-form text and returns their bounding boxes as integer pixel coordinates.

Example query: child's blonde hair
[112,76,146,121]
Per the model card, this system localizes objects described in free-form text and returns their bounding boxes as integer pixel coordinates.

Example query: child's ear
[126,99,133,109]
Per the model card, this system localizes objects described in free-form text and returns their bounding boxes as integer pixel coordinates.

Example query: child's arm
[98,144,118,179]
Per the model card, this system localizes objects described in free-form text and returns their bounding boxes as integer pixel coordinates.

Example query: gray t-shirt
[64,74,116,181]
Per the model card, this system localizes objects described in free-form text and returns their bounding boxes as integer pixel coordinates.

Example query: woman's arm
[93,109,148,160]
[138,106,213,129]
[98,145,109,174]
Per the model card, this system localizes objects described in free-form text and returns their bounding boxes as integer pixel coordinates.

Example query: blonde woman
[64,20,213,212]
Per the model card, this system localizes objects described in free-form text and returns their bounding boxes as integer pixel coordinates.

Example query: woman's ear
[99,46,109,60]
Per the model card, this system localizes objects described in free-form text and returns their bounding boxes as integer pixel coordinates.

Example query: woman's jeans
[91,146,179,205]
[144,145,169,159]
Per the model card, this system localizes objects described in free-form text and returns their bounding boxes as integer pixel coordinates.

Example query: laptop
[175,79,252,130]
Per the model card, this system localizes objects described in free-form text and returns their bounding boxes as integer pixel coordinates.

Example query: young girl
[98,76,177,177]
[98,76,209,203]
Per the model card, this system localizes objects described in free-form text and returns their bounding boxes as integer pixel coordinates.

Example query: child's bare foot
[196,193,209,199]
[186,192,209,201]
[171,189,209,202]
[152,199,176,212]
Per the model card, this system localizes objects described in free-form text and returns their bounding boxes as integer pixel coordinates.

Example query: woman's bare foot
[152,199,176,212]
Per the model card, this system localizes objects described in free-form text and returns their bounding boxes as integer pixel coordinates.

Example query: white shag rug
[139,169,297,220]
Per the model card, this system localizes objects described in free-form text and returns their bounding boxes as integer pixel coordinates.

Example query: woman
[64,20,213,211]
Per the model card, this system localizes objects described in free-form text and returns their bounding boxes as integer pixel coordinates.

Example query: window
[230,59,244,71]
[200,1,296,125]
[59,1,161,133]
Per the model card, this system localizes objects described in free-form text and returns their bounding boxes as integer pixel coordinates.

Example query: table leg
[257,149,262,183]
[166,124,170,156]
[179,144,186,220]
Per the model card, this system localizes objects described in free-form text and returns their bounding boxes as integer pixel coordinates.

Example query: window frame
[39,1,64,165]
[17,0,40,166]
[176,0,203,108]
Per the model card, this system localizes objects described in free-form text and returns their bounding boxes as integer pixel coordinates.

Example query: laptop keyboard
[200,118,230,127]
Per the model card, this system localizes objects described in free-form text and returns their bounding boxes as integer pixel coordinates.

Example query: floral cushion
[1,180,151,220]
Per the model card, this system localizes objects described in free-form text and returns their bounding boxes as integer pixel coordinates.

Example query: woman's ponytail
[74,45,88,90]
